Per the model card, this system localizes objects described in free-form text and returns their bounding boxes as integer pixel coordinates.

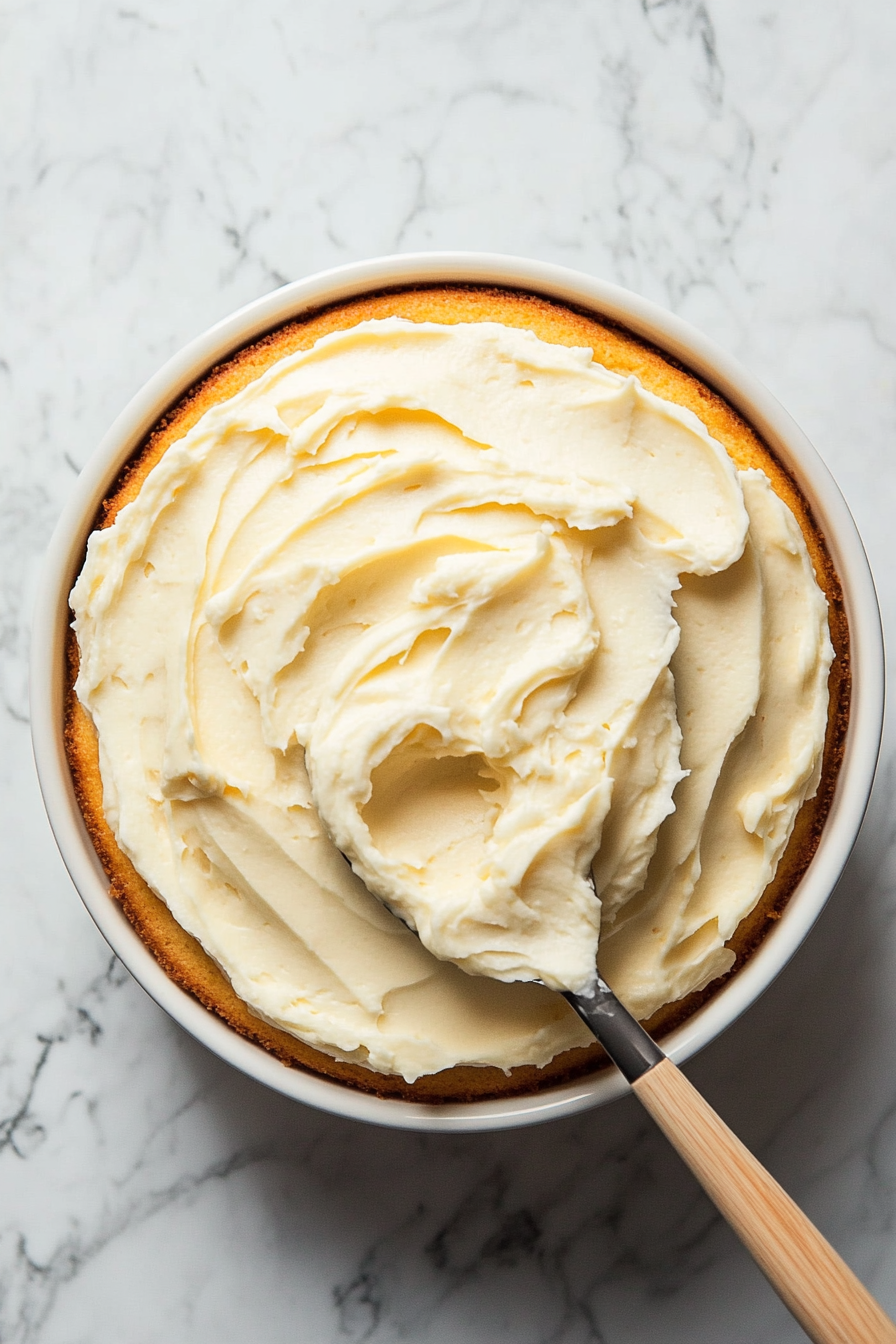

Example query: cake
[64,285,849,1102]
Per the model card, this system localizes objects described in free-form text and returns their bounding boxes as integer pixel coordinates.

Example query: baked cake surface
[65,285,849,1102]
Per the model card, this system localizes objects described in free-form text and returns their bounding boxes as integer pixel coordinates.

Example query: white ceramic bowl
[31,253,884,1132]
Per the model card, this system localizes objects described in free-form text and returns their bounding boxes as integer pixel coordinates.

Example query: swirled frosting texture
[71,320,832,1080]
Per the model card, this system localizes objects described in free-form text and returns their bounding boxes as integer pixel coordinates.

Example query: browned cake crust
[64,285,850,1103]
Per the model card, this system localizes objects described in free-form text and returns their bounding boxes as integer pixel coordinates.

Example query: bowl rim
[30,251,885,1132]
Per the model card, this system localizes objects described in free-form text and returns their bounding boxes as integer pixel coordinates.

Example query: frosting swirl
[71,319,832,1080]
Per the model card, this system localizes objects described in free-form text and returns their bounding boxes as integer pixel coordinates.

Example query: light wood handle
[633,1059,896,1344]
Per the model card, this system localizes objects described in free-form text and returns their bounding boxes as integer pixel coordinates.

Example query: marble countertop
[4,1,896,1339]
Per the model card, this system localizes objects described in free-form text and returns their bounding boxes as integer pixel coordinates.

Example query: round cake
[64,285,849,1103]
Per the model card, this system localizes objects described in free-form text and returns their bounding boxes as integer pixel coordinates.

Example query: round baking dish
[31,253,884,1131]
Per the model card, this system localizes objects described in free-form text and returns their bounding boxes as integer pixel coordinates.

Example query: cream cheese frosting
[70,318,833,1081]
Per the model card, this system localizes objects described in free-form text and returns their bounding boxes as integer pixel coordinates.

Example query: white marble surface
[3,1,896,1339]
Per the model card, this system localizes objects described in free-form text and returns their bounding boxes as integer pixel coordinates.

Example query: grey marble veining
[3,1,896,1339]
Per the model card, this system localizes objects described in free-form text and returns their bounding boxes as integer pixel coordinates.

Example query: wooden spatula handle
[633,1059,896,1344]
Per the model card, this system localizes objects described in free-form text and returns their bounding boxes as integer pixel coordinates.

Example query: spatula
[564,975,896,1344]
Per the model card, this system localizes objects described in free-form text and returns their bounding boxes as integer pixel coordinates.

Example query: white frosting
[71,319,833,1080]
